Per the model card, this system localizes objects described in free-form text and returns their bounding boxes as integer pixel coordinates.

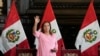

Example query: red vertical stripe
[4,1,19,29]
[82,42,99,56]
[40,0,55,28]
[4,40,29,56]
[81,1,97,29]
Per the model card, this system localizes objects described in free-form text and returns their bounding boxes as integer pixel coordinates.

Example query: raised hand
[34,15,40,24]
[33,15,40,33]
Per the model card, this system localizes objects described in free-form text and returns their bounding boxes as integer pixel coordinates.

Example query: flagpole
[48,0,50,2]
[12,0,16,3]
[48,0,50,3]
[90,0,94,4]
[7,0,16,15]
[12,0,16,2]
[91,0,94,2]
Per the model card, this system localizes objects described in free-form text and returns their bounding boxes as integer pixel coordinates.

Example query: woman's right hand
[33,15,40,33]
[34,16,40,24]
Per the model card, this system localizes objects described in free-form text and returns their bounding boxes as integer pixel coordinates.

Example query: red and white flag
[75,0,100,56]
[34,0,65,56]
[0,1,30,56]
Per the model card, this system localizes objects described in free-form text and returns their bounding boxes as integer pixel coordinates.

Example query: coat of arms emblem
[6,29,20,43]
[52,29,56,33]
[83,29,97,43]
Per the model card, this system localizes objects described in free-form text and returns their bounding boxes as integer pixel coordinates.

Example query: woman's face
[43,22,51,33]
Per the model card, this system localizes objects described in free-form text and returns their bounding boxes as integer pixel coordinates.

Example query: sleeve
[54,34,58,50]
[33,31,41,38]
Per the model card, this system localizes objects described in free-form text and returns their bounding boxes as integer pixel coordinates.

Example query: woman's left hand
[51,48,57,52]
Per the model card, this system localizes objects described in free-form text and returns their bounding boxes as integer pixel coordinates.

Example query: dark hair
[41,21,52,35]
[34,13,40,16]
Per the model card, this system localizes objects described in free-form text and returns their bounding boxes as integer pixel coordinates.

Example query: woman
[33,15,58,56]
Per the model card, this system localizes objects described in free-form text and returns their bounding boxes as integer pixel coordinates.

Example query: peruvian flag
[0,0,30,56]
[34,0,65,56]
[75,0,100,56]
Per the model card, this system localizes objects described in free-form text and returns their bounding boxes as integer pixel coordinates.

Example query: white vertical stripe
[75,20,100,52]
[1,20,27,53]
[51,19,62,40]
[0,37,4,52]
